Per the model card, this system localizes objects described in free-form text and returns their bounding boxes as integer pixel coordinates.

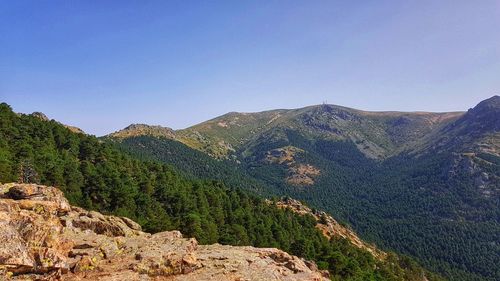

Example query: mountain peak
[31,111,49,121]
[29,111,85,134]
[123,123,162,130]
[109,123,176,139]
[471,95,500,112]
[465,95,500,123]
[428,95,500,155]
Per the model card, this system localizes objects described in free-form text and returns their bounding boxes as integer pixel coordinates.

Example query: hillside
[108,135,270,194]
[109,96,499,281]
[271,197,387,260]
[0,102,438,281]
[414,96,500,155]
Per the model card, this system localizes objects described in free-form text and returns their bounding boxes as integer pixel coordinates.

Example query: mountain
[176,105,464,159]
[0,102,437,281]
[108,96,499,281]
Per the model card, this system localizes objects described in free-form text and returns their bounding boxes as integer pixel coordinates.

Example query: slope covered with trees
[112,132,500,281]
[109,135,270,194]
[0,103,441,281]
[108,96,499,281]
[241,134,499,281]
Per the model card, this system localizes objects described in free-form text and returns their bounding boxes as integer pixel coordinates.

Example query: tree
[18,160,39,184]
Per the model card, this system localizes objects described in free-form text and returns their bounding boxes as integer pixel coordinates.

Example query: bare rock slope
[0,183,328,281]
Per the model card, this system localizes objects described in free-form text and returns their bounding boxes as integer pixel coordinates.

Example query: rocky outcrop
[449,153,500,198]
[108,124,176,140]
[272,197,386,260]
[63,125,85,135]
[264,146,321,186]
[29,112,86,134]
[31,112,50,121]
[286,164,321,186]
[0,183,328,280]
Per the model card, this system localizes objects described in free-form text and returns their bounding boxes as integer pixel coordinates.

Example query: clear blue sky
[1,1,499,136]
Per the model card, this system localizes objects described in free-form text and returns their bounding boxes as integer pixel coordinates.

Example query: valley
[107,96,499,281]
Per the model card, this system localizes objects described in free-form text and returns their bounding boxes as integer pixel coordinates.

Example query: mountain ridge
[108,101,472,159]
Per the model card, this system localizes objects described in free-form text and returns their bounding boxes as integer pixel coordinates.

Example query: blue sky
[1,1,499,136]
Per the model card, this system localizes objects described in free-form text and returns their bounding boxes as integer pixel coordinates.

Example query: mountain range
[107,96,499,281]
[111,96,498,159]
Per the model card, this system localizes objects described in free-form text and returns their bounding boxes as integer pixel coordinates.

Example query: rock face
[0,183,328,280]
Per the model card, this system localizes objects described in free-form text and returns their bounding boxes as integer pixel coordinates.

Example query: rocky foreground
[0,183,328,280]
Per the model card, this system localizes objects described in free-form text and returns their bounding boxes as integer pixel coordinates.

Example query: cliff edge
[0,183,328,281]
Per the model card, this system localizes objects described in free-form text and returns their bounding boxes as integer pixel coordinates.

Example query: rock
[0,183,328,280]
[64,125,85,134]
[29,111,86,134]
[59,208,143,238]
[0,221,35,274]
[4,183,71,213]
[127,232,199,276]
[174,245,328,281]
[31,112,49,121]
[120,216,142,231]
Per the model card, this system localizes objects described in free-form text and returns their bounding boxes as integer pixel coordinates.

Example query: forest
[114,130,499,281]
[244,130,500,281]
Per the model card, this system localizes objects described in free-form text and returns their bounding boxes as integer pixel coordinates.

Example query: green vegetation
[115,133,500,281]
[244,132,500,281]
[0,103,441,281]
[133,98,498,281]
[110,136,270,193]
[111,128,500,281]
